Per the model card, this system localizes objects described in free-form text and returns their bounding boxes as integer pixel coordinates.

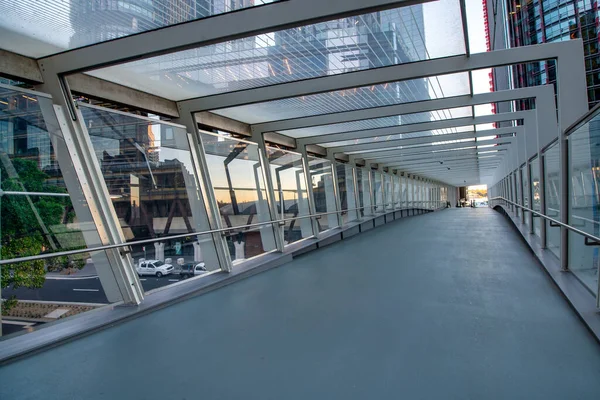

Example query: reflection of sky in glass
[201,133,267,204]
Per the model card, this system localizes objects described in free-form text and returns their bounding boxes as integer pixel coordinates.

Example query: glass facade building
[490,0,600,108]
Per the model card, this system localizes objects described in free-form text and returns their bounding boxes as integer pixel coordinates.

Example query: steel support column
[250,130,286,252]
[37,77,143,304]
[540,153,547,248]
[173,111,234,272]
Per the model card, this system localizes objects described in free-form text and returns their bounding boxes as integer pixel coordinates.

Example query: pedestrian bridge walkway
[2,208,600,399]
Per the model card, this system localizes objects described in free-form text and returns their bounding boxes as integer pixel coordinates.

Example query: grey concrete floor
[2,208,600,399]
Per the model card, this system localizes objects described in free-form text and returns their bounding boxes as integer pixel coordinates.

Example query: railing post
[540,153,547,248]
[513,170,518,217]
[560,131,569,271]
[256,143,286,253]
[520,167,526,224]
[509,172,515,213]
[299,145,320,238]
[327,155,344,229]
[351,162,361,220]
[527,161,535,234]
[367,164,376,215]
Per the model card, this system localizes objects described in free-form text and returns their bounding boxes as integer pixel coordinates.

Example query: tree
[1,158,74,311]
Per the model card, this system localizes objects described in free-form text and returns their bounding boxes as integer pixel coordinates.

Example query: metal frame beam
[36,76,144,305]
[39,0,429,74]
[333,126,518,154]
[297,112,527,146]
[179,41,585,132]
[390,154,504,169]
[361,140,511,162]
[0,49,43,83]
[252,86,547,134]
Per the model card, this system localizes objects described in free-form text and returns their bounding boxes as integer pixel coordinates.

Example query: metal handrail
[490,196,600,245]
[0,204,413,266]
[0,190,71,198]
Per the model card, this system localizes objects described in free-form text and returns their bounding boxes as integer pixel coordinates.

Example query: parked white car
[137,259,174,277]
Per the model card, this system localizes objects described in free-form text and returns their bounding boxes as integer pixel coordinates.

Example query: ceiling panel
[87,0,465,100]
[214,72,470,123]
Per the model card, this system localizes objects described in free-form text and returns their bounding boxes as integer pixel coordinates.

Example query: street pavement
[2,274,184,304]
[1,320,43,336]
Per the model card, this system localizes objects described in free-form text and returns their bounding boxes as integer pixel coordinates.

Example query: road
[2,275,185,304]
[2,320,44,336]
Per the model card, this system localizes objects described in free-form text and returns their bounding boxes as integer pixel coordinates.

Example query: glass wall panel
[308,156,338,231]
[357,168,372,217]
[0,86,114,330]
[521,165,530,225]
[372,170,384,213]
[408,177,413,207]
[81,104,221,287]
[199,132,276,264]
[393,175,401,209]
[568,118,600,293]
[515,169,521,218]
[384,174,393,210]
[401,176,408,207]
[544,143,560,257]
[266,147,312,245]
[1,92,88,259]
[531,156,541,237]
[336,163,358,225]
[427,182,431,208]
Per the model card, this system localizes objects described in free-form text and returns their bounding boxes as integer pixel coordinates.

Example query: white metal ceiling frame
[172,41,585,123]
[359,135,512,159]
[26,2,587,200]
[37,0,433,75]
[332,125,520,154]
[219,40,581,185]
[299,117,476,146]
[307,110,529,165]
[310,85,546,152]
[385,113,534,184]
[391,161,504,176]
[34,32,585,187]
[324,104,539,177]
[382,142,511,172]
[384,149,506,167]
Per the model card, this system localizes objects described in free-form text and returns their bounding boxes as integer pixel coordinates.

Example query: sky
[465,0,496,123]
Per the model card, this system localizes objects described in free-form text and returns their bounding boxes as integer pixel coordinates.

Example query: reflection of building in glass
[71,2,430,110]
[488,0,600,108]
[68,1,432,259]
[0,93,61,180]
[69,0,216,48]
[84,111,195,260]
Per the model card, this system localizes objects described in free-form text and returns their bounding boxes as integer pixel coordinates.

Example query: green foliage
[1,159,69,243]
[1,158,73,310]
[1,235,46,290]
[2,234,46,312]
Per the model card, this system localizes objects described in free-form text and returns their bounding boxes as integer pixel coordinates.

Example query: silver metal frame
[490,197,600,308]
[0,0,595,324]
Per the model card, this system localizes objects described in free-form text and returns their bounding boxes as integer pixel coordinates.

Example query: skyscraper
[485,0,600,109]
